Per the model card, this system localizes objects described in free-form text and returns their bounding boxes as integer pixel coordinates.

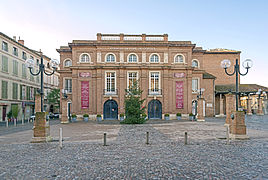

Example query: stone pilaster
[61,98,69,123]
[197,98,205,121]
[246,96,252,115]
[31,112,52,143]
[225,93,235,126]
[35,94,41,112]
[219,94,224,117]
[257,97,264,115]
[229,111,249,140]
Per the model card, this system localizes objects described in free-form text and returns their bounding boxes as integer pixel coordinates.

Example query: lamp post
[25,51,59,112]
[221,59,253,111]
[193,88,205,120]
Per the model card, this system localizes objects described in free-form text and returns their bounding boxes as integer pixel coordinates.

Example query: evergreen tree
[122,80,146,124]
[47,89,60,110]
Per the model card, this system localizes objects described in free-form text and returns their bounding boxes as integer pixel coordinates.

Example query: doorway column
[257,97,264,115]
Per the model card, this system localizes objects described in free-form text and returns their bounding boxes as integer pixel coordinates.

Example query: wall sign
[174,73,185,78]
[81,81,89,109]
[79,72,91,78]
[176,81,184,109]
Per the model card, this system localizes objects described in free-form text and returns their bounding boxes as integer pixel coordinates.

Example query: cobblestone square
[0,116,268,179]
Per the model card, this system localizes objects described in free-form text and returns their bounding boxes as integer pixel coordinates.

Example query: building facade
[57,33,240,121]
[0,32,59,121]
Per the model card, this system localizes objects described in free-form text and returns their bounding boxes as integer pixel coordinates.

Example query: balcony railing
[148,89,162,95]
[103,89,118,95]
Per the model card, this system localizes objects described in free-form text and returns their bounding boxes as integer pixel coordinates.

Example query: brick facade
[57,33,240,121]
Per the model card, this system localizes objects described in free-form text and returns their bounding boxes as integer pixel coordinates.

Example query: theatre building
[57,33,240,122]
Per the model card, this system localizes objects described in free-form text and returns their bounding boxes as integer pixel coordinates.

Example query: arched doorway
[148,100,162,119]
[103,100,118,120]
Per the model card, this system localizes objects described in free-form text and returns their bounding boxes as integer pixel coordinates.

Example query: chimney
[18,36,24,45]
[13,36,16,41]
[18,40,24,45]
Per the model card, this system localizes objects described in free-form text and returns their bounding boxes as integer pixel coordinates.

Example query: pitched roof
[215,84,268,93]
[203,72,216,79]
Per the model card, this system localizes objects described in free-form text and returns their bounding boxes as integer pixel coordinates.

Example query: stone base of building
[31,136,53,143]
[197,119,205,122]
[246,113,253,116]
[229,134,249,140]
[215,114,225,118]
[257,113,264,116]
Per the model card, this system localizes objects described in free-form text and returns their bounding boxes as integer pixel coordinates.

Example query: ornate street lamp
[221,58,253,111]
[25,51,59,112]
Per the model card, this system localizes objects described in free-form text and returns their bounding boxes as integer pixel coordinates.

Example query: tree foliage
[47,89,60,108]
[121,80,146,124]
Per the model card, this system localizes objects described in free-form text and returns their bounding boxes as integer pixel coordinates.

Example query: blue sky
[0,0,267,86]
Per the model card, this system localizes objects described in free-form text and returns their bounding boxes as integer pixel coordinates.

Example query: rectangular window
[1,81,8,99]
[12,60,18,76]
[2,41,8,52]
[105,72,116,94]
[13,47,18,56]
[127,72,138,89]
[2,55,9,72]
[22,52,27,60]
[12,83,18,100]
[149,72,160,94]
[22,64,27,78]
[192,79,199,92]
[65,79,72,93]
[30,68,35,82]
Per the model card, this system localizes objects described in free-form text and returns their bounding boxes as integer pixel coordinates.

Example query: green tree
[11,105,19,120]
[121,80,146,124]
[47,89,60,110]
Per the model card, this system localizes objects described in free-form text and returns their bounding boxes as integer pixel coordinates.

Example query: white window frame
[149,71,161,94]
[105,53,116,63]
[79,53,91,63]
[63,58,72,67]
[174,53,185,63]
[127,53,138,63]
[105,71,116,94]
[149,53,160,63]
[64,78,72,93]
[192,59,199,68]
[192,78,199,93]
[127,71,138,89]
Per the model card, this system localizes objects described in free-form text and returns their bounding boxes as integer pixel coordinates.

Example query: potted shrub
[83,114,89,122]
[189,113,194,121]
[71,114,77,122]
[176,113,182,120]
[120,113,124,121]
[164,113,170,120]
[96,114,102,122]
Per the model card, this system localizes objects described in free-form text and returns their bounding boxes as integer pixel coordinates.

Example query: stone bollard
[184,132,188,145]
[103,133,107,146]
[146,132,149,145]
[28,118,30,123]
[14,119,16,126]
[59,128,63,149]
[6,117,8,128]
[22,118,24,125]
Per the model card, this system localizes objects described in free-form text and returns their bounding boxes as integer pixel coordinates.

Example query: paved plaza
[0,116,268,179]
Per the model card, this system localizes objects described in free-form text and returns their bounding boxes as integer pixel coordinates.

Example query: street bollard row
[4,117,33,128]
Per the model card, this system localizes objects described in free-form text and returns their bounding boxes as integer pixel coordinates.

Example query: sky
[0,0,267,86]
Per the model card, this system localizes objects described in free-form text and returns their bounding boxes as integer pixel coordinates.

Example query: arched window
[128,54,138,62]
[174,54,185,63]
[150,54,159,63]
[80,53,90,63]
[192,59,199,68]
[106,53,115,62]
[64,59,72,67]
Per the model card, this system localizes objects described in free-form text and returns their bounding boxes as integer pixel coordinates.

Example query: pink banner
[176,81,184,109]
[81,81,89,109]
